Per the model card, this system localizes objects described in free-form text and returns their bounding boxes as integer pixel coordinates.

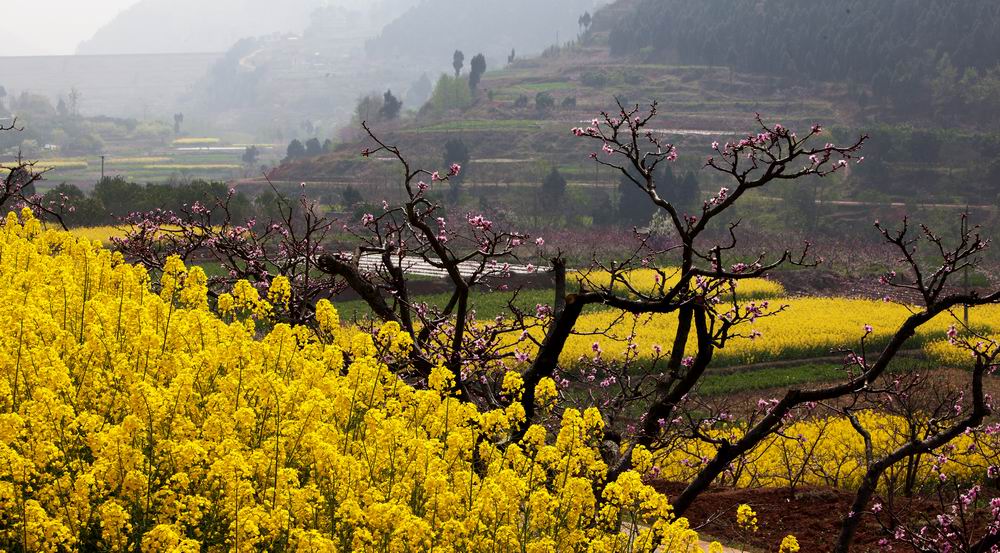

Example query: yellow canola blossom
[68,225,125,243]
[571,268,785,300]
[551,297,1000,367]
[656,411,994,491]
[924,334,1000,367]
[0,209,698,552]
[69,225,223,246]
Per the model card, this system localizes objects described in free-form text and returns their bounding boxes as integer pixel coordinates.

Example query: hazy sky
[2,0,140,56]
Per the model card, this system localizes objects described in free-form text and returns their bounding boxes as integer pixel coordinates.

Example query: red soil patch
[651,482,890,552]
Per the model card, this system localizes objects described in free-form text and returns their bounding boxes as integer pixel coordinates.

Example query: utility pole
[100,155,105,180]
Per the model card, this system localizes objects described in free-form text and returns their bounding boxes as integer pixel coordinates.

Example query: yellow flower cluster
[779,535,800,553]
[924,334,1000,367]
[541,297,1000,367]
[267,275,292,307]
[735,504,757,532]
[656,411,993,491]
[217,278,274,323]
[0,210,701,552]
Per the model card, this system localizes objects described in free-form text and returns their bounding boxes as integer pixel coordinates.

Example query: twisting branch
[114,179,343,325]
[563,103,866,478]
[318,122,540,403]
[670,217,1000,520]
[0,121,68,230]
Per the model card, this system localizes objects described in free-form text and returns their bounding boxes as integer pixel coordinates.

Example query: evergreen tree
[380,90,402,120]
[241,145,259,165]
[469,54,486,92]
[341,185,364,208]
[617,168,656,229]
[452,50,465,78]
[539,166,567,221]
[535,92,555,111]
[668,169,700,214]
[286,139,306,161]
[305,138,323,157]
[443,138,470,203]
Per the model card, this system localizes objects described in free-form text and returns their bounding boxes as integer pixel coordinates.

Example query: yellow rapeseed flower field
[68,225,219,245]
[0,209,708,552]
[550,297,1000,367]
[571,268,785,300]
[657,411,994,491]
[68,225,124,243]
[1,158,90,171]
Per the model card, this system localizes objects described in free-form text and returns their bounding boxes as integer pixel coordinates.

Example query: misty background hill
[2,0,998,212]
[76,0,325,55]
[366,0,612,69]
[606,0,1000,125]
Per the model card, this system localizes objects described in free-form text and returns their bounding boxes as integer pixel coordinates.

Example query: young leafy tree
[469,53,486,92]
[428,75,472,113]
[354,93,384,123]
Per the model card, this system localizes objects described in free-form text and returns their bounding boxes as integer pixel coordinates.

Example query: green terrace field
[271,44,853,189]
[6,140,283,192]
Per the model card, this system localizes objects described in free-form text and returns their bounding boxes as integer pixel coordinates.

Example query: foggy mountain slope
[366,0,612,69]
[179,2,427,139]
[76,0,325,55]
[604,0,1000,126]
[272,0,1000,207]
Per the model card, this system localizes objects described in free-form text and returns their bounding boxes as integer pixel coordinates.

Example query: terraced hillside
[277,48,851,173]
